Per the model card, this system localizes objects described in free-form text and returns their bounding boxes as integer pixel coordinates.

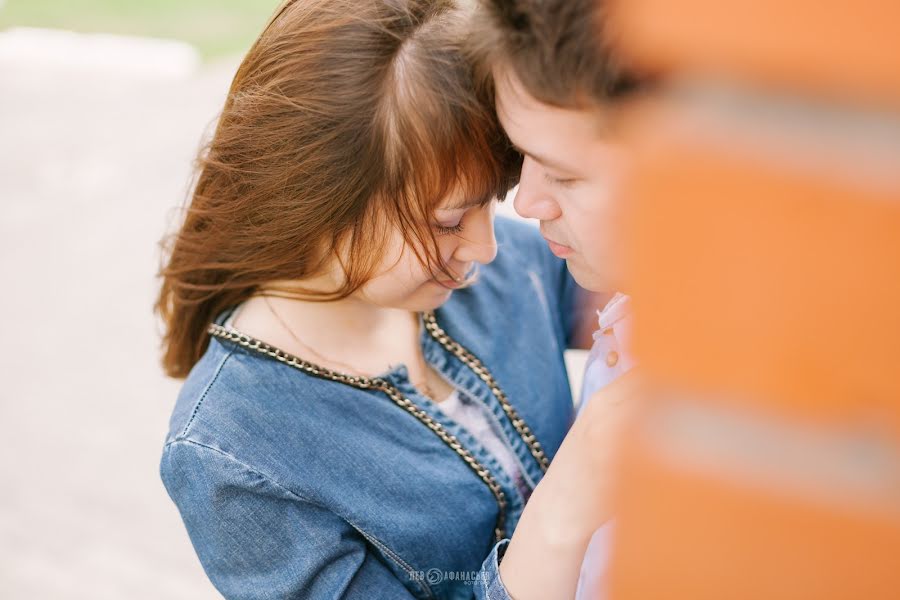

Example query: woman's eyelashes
[434,223,464,236]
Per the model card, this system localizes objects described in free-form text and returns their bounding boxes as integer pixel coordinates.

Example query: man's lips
[542,235,575,258]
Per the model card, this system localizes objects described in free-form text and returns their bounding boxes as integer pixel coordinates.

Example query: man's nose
[513,156,562,222]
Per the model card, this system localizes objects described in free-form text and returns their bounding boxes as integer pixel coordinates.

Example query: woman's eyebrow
[439,197,487,211]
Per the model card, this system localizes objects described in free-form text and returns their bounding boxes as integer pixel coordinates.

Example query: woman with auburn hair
[156,0,610,598]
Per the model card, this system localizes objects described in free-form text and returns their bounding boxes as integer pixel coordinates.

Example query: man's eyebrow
[509,142,574,174]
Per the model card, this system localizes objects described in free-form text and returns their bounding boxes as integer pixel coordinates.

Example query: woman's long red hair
[155,0,520,378]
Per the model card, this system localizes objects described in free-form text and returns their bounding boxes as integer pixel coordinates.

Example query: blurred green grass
[0,0,280,60]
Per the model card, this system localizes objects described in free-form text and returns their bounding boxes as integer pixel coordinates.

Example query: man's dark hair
[470,0,646,107]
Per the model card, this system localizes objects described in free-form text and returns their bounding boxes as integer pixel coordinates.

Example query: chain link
[208,310,551,543]
[207,311,543,545]
[421,312,551,472]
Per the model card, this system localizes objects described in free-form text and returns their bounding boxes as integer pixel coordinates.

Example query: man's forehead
[494,63,614,136]
[493,63,543,116]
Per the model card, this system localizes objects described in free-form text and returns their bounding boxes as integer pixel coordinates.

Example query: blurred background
[606,0,900,597]
[4,0,898,599]
[0,0,274,59]
[0,2,580,598]
[0,2,274,598]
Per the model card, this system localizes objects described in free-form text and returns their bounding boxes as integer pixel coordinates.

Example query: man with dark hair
[470,0,646,293]
[471,0,643,108]
[471,1,649,597]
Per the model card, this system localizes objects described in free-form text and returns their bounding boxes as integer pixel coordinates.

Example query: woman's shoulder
[163,338,231,441]
[160,336,379,499]
[162,335,331,448]
[163,338,255,446]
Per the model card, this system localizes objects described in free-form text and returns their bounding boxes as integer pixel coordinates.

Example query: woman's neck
[267,293,415,347]
[232,287,421,379]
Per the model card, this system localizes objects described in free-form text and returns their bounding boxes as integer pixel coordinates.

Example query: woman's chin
[406,283,455,312]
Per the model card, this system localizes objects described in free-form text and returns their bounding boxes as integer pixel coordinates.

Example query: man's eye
[434,223,464,236]
[545,173,577,187]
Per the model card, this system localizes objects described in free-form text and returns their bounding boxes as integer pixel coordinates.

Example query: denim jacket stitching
[422,334,546,487]
[526,269,561,357]
[458,369,546,485]
[459,389,540,493]
[509,241,571,351]
[433,409,526,527]
[352,528,436,599]
[165,438,435,599]
[426,362,537,498]
[179,347,234,438]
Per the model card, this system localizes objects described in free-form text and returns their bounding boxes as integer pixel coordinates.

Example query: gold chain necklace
[209,310,550,544]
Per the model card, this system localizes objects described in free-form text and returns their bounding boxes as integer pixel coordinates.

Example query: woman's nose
[453,205,498,266]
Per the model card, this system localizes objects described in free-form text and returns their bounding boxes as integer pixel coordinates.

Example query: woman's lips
[543,236,575,258]
[433,264,474,289]
[433,278,465,289]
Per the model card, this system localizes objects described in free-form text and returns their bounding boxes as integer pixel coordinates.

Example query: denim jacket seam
[350,527,435,599]
[164,438,323,505]
[505,236,541,274]
[439,420,526,521]
[525,269,562,357]
[507,234,571,351]
[425,361,535,494]
[458,367,546,487]
[479,539,510,599]
[179,346,235,439]
[164,438,436,599]
[426,331,547,487]
[462,389,541,492]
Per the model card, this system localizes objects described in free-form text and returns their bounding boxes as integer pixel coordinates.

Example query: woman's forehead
[435,190,487,212]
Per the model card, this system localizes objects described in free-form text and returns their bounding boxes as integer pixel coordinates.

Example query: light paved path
[0,36,585,599]
[1,43,237,598]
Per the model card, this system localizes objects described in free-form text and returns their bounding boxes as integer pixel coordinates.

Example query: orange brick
[609,0,900,106]
[619,103,900,431]
[608,426,900,600]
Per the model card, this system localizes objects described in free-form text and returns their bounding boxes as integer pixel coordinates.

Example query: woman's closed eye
[434,223,464,236]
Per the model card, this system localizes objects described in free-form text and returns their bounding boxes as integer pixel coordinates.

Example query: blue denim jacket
[160,217,580,599]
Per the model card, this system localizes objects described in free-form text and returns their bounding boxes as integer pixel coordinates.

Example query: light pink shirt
[575,293,635,600]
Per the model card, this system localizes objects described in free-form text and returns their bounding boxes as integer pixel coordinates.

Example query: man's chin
[565,257,611,292]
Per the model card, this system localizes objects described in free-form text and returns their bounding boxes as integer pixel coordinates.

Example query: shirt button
[605,350,619,368]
